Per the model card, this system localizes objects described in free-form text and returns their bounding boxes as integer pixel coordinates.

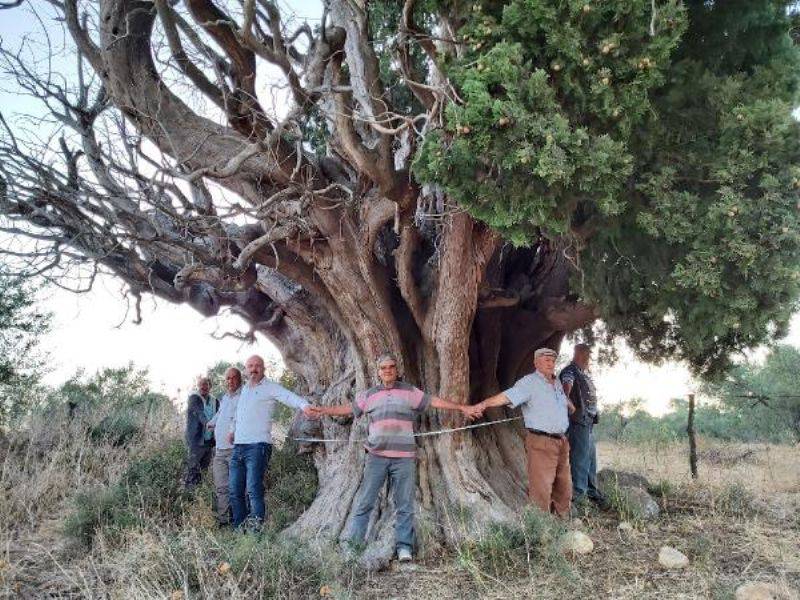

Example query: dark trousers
[567,420,604,503]
[229,442,272,528]
[185,443,214,489]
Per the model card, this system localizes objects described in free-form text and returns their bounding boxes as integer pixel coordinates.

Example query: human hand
[206,422,215,430]
[462,404,483,421]
[303,405,323,419]
[227,431,235,445]
[567,401,576,415]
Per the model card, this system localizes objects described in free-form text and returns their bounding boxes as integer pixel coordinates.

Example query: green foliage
[64,439,187,548]
[0,277,50,426]
[597,384,798,444]
[703,344,800,441]
[53,365,170,446]
[265,443,318,530]
[457,508,570,578]
[222,532,330,596]
[415,1,800,375]
[415,0,686,244]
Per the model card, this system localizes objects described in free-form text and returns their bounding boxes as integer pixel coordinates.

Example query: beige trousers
[524,432,572,517]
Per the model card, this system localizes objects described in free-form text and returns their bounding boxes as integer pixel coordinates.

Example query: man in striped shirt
[315,353,481,561]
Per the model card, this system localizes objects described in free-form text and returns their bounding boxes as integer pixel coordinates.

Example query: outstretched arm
[314,404,354,417]
[475,392,512,412]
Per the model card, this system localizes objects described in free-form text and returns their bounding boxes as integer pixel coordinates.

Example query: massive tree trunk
[0,0,598,566]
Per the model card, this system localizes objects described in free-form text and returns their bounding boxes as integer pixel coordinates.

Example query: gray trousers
[212,448,233,524]
[349,453,416,552]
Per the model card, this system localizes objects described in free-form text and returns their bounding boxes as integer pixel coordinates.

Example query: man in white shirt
[227,354,317,529]
[206,367,242,526]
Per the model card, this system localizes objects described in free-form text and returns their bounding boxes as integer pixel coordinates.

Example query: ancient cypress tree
[1,0,798,555]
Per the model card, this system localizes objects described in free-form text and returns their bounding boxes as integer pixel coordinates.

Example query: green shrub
[64,440,187,547]
[89,411,141,446]
[714,483,758,518]
[266,443,318,530]
[648,480,675,498]
[458,508,570,578]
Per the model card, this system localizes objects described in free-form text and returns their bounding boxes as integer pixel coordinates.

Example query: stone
[558,530,594,555]
[734,582,791,600]
[658,546,689,569]
[597,469,651,490]
[597,469,661,520]
[623,486,661,520]
[617,521,634,533]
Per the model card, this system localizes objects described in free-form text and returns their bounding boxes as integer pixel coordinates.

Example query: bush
[714,483,759,518]
[64,439,187,547]
[89,411,141,446]
[596,397,798,445]
[457,508,570,578]
[266,443,318,530]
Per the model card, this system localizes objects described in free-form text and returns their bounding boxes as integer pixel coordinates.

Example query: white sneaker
[397,547,413,562]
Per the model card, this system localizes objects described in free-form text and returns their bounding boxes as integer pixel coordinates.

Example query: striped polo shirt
[352,381,432,458]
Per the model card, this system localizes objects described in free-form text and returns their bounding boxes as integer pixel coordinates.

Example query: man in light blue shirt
[476,347,574,517]
[226,354,317,529]
[207,367,242,526]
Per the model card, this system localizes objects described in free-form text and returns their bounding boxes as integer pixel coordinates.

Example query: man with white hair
[184,375,218,490]
[226,355,317,529]
[315,352,482,562]
[475,347,573,516]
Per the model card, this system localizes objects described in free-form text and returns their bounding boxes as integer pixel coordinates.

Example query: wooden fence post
[687,393,698,479]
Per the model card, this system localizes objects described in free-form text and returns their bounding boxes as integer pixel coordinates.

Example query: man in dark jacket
[559,344,607,508]
[185,376,218,490]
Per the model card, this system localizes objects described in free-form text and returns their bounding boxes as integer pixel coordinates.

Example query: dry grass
[1,415,798,599]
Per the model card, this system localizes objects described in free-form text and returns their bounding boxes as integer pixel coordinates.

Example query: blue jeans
[567,420,604,503]
[349,454,416,552]
[229,442,272,528]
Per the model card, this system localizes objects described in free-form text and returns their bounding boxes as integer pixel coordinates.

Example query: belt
[527,428,565,440]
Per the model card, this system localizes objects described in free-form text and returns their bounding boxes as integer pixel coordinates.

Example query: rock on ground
[558,530,594,555]
[597,468,661,520]
[617,521,634,533]
[735,582,795,600]
[658,546,689,569]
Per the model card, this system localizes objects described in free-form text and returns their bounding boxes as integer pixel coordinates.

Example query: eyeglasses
[379,364,397,370]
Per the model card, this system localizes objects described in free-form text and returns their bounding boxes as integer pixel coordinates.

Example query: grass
[1,407,798,599]
[456,508,572,581]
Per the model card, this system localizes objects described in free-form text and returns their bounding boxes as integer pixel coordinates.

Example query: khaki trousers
[212,448,233,524]
[524,432,572,517]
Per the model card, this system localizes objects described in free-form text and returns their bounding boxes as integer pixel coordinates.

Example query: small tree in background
[704,344,800,443]
[0,277,50,426]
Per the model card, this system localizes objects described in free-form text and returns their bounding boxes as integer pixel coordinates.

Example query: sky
[2,1,799,414]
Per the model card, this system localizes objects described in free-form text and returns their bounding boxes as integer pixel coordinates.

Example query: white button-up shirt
[230,378,309,444]
[209,389,240,450]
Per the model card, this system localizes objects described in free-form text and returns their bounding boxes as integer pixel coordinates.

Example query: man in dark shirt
[559,343,606,508]
[184,376,218,490]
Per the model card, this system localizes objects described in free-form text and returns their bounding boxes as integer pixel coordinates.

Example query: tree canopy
[415,0,800,374]
[0,0,796,382]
